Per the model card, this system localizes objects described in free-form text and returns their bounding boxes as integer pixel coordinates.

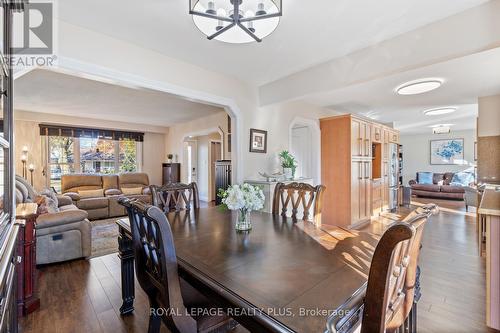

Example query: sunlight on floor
[411,200,476,218]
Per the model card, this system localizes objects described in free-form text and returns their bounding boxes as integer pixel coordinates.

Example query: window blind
[39,124,144,142]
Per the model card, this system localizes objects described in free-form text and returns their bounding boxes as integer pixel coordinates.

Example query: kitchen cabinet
[321,114,399,229]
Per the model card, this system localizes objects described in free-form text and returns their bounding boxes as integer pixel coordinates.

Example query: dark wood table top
[117,207,379,332]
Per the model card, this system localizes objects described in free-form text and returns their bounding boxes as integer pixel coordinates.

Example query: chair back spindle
[151,182,200,214]
[272,182,326,225]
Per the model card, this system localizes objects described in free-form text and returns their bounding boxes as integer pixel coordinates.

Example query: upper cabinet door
[351,118,363,157]
[389,131,400,144]
[352,118,372,158]
[372,125,382,143]
[362,122,372,158]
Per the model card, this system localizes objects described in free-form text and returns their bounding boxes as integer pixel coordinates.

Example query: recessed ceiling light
[423,107,457,116]
[396,78,443,95]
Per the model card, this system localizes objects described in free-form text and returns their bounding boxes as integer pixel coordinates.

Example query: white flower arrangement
[218,183,265,213]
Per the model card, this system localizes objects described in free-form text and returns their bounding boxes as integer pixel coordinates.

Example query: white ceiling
[55,0,489,85]
[14,69,223,126]
[305,47,500,134]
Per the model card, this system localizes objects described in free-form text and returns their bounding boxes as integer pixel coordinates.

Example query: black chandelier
[189,0,282,43]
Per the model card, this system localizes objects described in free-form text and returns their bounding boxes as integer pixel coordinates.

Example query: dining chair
[150,182,200,213]
[327,206,436,333]
[118,197,238,333]
[272,182,326,225]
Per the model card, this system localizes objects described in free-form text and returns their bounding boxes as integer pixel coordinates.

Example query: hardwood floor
[20,199,496,333]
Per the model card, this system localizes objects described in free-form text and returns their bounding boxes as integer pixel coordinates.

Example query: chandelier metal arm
[190,10,234,23]
[239,12,282,23]
[207,22,236,40]
[237,22,262,42]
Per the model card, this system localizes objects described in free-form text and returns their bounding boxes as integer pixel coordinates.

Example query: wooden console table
[16,203,40,316]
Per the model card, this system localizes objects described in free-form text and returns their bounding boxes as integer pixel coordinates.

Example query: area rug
[91,217,120,258]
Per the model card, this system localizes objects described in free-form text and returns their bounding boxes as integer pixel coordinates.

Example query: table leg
[118,228,135,315]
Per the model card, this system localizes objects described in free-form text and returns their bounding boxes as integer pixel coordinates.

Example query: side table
[16,203,40,316]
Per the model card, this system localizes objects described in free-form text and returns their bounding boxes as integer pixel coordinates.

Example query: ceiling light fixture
[190,0,282,43]
[423,107,457,116]
[396,78,443,95]
[429,124,454,128]
[432,126,451,134]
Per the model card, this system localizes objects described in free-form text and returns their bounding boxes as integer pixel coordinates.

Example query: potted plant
[279,150,297,180]
[218,184,265,231]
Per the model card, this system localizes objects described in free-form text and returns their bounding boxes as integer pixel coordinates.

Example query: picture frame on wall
[249,128,267,153]
[430,138,464,165]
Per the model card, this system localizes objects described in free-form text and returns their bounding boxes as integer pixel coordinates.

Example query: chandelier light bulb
[256,2,267,15]
[206,1,216,15]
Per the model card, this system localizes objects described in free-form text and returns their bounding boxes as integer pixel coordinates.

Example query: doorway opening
[183,131,223,203]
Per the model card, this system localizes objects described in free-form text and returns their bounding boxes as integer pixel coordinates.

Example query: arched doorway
[289,117,321,184]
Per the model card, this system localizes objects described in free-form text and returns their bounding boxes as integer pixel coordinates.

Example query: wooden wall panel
[478,135,500,184]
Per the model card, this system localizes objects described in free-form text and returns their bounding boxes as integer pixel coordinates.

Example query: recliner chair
[15,176,92,265]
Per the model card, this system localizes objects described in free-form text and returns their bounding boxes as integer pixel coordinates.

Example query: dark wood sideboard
[162,163,180,184]
[16,203,40,316]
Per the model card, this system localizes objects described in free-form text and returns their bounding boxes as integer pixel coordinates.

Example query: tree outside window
[48,137,75,192]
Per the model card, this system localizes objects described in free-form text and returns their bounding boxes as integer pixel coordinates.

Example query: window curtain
[39,124,144,142]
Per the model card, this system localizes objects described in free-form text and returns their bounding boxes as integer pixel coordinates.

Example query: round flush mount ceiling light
[396,78,443,95]
[423,107,457,116]
[190,0,282,44]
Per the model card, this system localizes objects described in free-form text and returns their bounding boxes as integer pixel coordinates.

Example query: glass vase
[235,209,252,231]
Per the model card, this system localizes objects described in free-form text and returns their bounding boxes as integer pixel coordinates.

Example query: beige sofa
[61,173,152,220]
[15,176,91,265]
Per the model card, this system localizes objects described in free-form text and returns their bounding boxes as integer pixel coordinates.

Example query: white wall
[245,100,334,181]
[478,94,500,137]
[400,130,476,185]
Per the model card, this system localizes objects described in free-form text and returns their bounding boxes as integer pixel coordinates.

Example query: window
[80,138,116,174]
[48,137,75,192]
[47,137,140,191]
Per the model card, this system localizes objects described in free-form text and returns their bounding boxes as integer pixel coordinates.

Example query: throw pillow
[40,188,58,207]
[417,172,433,185]
[451,172,474,186]
[437,180,444,186]
[36,195,59,214]
[443,172,454,185]
[78,189,105,199]
[121,187,143,195]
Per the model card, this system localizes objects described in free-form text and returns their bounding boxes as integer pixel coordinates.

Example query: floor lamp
[28,164,35,186]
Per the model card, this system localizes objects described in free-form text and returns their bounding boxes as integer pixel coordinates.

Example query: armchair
[15,175,92,264]
[463,186,479,212]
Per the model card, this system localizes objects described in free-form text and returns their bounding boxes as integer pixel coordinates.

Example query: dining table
[115,207,398,332]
